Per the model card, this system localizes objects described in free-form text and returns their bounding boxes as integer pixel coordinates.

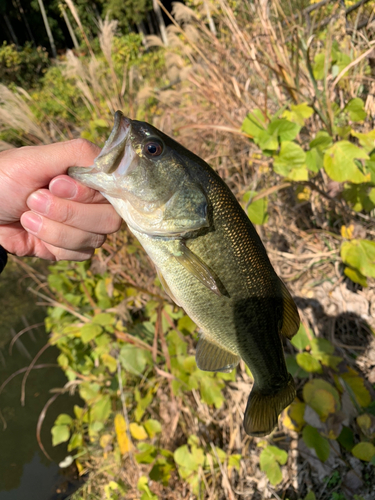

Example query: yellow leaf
[351,442,375,462]
[130,422,148,440]
[284,401,306,431]
[100,434,112,449]
[357,414,371,432]
[341,224,354,239]
[114,413,132,454]
[341,369,371,408]
[308,389,336,421]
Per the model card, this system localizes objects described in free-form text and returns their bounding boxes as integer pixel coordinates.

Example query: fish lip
[94,110,131,174]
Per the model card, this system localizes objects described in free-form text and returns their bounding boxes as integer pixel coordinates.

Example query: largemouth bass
[69,111,300,436]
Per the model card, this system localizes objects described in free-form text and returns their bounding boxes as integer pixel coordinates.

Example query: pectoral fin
[279,280,300,339]
[196,337,240,373]
[174,243,227,297]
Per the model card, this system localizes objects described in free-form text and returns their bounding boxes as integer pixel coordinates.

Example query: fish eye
[144,140,163,157]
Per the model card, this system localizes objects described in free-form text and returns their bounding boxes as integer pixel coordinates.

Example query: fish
[68,110,300,436]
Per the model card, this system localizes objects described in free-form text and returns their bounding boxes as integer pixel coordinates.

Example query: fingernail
[27,191,50,215]
[50,178,77,199]
[22,213,42,234]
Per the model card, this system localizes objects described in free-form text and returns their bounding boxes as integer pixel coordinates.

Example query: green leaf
[283,103,314,126]
[341,239,375,279]
[337,426,355,451]
[51,424,70,446]
[302,425,330,462]
[228,454,242,473]
[242,109,266,139]
[144,419,162,438]
[291,323,311,350]
[243,191,269,225]
[177,315,196,335]
[90,394,111,422]
[80,323,102,343]
[341,369,371,408]
[310,131,333,152]
[351,130,375,152]
[305,147,323,173]
[149,457,174,486]
[351,442,375,462]
[273,141,306,176]
[54,413,73,426]
[310,338,334,358]
[119,345,151,375]
[258,129,279,151]
[200,376,224,408]
[344,98,367,122]
[267,119,301,141]
[92,313,116,326]
[68,432,83,451]
[323,141,369,183]
[296,352,322,373]
[304,492,316,500]
[259,446,287,486]
[343,184,375,212]
[101,353,117,373]
[303,379,340,419]
[313,52,325,80]
[344,266,368,287]
[286,355,309,378]
[136,443,157,464]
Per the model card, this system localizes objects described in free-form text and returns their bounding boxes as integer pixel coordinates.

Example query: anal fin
[279,280,300,339]
[196,337,239,373]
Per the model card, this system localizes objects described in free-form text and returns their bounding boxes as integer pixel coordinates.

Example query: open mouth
[68,110,132,188]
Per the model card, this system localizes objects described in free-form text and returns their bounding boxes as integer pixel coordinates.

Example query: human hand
[0,139,122,261]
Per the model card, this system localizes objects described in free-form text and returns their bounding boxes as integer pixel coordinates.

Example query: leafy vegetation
[1,0,375,499]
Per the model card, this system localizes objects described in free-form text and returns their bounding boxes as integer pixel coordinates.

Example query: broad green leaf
[144,419,162,438]
[286,355,309,378]
[228,454,242,473]
[242,109,266,139]
[267,119,301,141]
[136,443,157,464]
[115,413,132,454]
[68,432,83,451]
[324,141,369,183]
[258,129,279,151]
[259,446,287,486]
[90,394,111,422]
[351,130,375,152]
[351,442,375,462]
[80,323,102,343]
[305,148,323,173]
[337,426,355,451]
[287,167,309,181]
[130,422,148,440]
[344,267,368,287]
[54,413,73,426]
[302,425,330,462]
[135,388,154,422]
[344,98,367,122]
[296,352,322,373]
[341,240,375,279]
[149,457,174,485]
[92,313,116,326]
[177,315,196,335]
[310,338,334,357]
[291,323,311,350]
[273,141,306,176]
[174,445,202,472]
[137,476,158,500]
[51,424,70,446]
[310,131,332,152]
[79,382,101,403]
[119,345,151,375]
[357,414,372,434]
[200,376,224,408]
[304,492,316,500]
[283,103,314,126]
[243,190,269,225]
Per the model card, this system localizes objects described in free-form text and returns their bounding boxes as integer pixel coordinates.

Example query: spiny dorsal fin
[196,336,240,373]
[174,243,226,297]
[279,280,300,339]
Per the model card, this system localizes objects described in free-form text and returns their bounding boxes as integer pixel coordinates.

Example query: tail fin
[243,374,296,436]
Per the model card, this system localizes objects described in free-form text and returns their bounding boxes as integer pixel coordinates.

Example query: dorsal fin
[279,280,300,339]
[196,336,240,373]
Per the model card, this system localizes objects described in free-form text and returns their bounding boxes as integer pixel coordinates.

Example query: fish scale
[68,110,300,436]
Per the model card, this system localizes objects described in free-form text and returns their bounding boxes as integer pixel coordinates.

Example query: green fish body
[69,111,300,436]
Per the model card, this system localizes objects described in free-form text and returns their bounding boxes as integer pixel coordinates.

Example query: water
[0,260,81,500]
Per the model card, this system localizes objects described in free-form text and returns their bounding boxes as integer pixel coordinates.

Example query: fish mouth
[68,110,132,189]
